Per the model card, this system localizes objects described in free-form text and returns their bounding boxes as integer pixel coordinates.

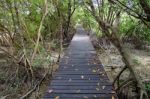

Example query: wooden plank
[58,68,104,71]
[63,56,97,59]
[54,74,107,78]
[51,80,110,83]
[57,67,104,71]
[56,72,106,75]
[53,77,103,80]
[57,68,98,71]
[54,75,107,80]
[58,67,104,71]
[59,64,103,67]
[56,69,106,74]
[64,53,96,55]
[56,70,105,73]
[44,90,114,94]
[59,63,103,67]
[57,68,92,71]
[64,55,97,58]
[48,85,113,90]
[44,97,117,99]
[64,51,96,55]
[61,58,99,61]
[59,61,101,64]
[51,82,112,86]
[60,59,100,63]
[58,65,104,69]
[55,73,107,76]
[43,93,117,98]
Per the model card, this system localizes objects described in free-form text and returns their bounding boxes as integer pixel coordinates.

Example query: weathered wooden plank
[60,59,100,63]
[54,74,107,78]
[54,75,108,80]
[52,78,110,83]
[51,82,112,86]
[56,70,105,73]
[44,97,114,99]
[58,68,104,71]
[59,64,103,67]
[53,77,103,80]
[63,55,97,58]
[59,61,101,65]
[48,85,113,90]
[57,67,104,71]
[63,55,97,59]
[64,53,96,56]
[44,90,114,94]
[58,65,104,70]
[43,93,117,98]
[51,80,110,83]
[58,67,104,71]
[56,72,106,75]
[64,52,96,55]
[56,68,106,73]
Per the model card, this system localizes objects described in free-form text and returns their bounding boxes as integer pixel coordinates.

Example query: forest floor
[0,34,150,98]
[0,49,60,99]
[97,43,150,82]
[36,38,150,99]
[36,36,150,98]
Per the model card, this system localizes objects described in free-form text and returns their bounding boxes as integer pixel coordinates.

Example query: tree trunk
[139,0,150,21]
[87,0,149,98]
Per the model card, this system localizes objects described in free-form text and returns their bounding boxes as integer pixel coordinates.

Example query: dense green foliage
[0,0,150,98]
[0,0,77,98]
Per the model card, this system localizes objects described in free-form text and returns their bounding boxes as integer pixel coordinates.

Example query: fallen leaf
[93,95,97,98]
[102,86,106,89]
[81,75,84,79]
[111,91,115,94]
[48,89,53,93]
[97,83,100,86]
[112,96,115,99]
[93,62,96,64]
[83,96,88,98]
[75,69,78,71]
[69,78,72,82]
[55,96,60,99]
[96,88,100,91]
[92,69,96,73]
[57,77,62,79]
[76,90,81,93]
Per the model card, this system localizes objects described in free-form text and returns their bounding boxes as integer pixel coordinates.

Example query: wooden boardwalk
[43,28,118,99]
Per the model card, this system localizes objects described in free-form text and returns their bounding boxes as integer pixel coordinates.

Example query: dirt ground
[1,37,150,98]
[96,42,150,83]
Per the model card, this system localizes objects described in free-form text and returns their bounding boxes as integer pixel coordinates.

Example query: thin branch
[114,0,150,22]
[20,71,48,99]
[113,66,127,86]
[31,0,48,63]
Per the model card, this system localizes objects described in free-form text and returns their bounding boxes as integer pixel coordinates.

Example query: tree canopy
[0,0,150,98]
